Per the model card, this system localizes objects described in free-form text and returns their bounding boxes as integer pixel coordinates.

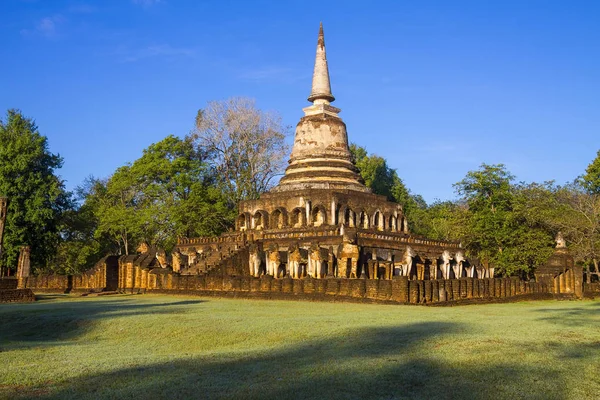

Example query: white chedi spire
[304,23,340,117]
[308,22,335,104]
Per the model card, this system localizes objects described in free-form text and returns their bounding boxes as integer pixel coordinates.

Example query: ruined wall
[20,262,576,305]
[584,282,600,295]
[0,278,35,303]
[0,278,18,290]
[21,274,70,292]
[144,274,553,305]
[21,255,119,293]
[0,288,35,302]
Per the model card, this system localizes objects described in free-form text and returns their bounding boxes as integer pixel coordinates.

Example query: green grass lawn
[1,294,599,400]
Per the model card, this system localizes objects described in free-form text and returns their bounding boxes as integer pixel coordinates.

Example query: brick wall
[145,274,553,305]
[0,289,35,303]
[20,266,567,305]
[584,282,600,294]
[0,278,18,290]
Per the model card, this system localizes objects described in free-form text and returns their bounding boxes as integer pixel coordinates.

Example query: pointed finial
[318,21,324,45]
[556,232,567,249]
[308,22,335,104]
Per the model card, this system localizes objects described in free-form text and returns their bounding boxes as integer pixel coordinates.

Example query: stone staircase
[182,244,249,276]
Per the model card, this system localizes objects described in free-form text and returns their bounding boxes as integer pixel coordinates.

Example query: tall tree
[46,177,117,274]
[95,167,140,255]
[0,109,70,275]
[192,97,289,205]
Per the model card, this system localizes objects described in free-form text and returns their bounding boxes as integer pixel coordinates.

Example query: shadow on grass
[21,322,570,400]
[0,297,205,349]
[533,301,600,328]
[34,294,71,302]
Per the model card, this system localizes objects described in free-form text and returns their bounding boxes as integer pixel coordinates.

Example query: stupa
[174,24,470,281]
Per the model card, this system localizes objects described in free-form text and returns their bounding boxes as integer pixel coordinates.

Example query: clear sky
[1,0,599,203]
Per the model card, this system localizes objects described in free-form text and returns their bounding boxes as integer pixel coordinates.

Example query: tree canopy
[581,150,600,195]
[90,135,232,255]
[453,164,555,276]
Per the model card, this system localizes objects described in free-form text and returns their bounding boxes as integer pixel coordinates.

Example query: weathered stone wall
[0,288,35,303]
[22,255,120,293]
[1,278,36,303]
[21,274,70,292]
[584,282,600,295]
[142,274,552,305]
[0,278,18,290]
[20,266,573,306]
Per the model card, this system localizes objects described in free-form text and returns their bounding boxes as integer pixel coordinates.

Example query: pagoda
[174,24,469,282]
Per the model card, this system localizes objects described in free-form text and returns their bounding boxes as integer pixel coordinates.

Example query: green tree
[47,177,116,274]
[0,109,70,275]
[554,183,600,282]
[410,200,466,241]
[349,143,423,230]
[94,166,140,255]
[581,150,600,195]
[93,135,231,254]
[454,164,554,276]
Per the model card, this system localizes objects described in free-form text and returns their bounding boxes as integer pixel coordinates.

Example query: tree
[127,135,232,249]
[581,150,600,194]
[410,200,466,242]
[92,135,231,254]
[349,143,423,230]
[454,164,554,276]
[553,183,600,282]
[95,167,140,255]
[46,177,118,274]
[0,109,70,275]
[192,97,289,205]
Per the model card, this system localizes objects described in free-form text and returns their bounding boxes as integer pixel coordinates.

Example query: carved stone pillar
[16,245,31,288]
[565,269,572,293]
[559,272,566,293]
[416,262,425,280]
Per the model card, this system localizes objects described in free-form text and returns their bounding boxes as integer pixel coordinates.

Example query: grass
[1,294,599,400]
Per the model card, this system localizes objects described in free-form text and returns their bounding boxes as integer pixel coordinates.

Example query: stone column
[559,272,566,293]
[573,265,583,299]
[16,245,31,289]
[331,199,336,225]
[416,262,425,280]
[429,262,438,280]
[565,269,572,293]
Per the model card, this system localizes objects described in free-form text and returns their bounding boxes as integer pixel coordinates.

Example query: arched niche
[388,215,398,232]
[373,211,384,231]
[236,213,250,231]
[270,208,287,229]
[252,210,269,230]
[311,205,327,227]
[343,207,356,227]
[290,207,306,228]
[359,210,370,229]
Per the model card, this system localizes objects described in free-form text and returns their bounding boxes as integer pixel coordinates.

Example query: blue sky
[1,0,599,203]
